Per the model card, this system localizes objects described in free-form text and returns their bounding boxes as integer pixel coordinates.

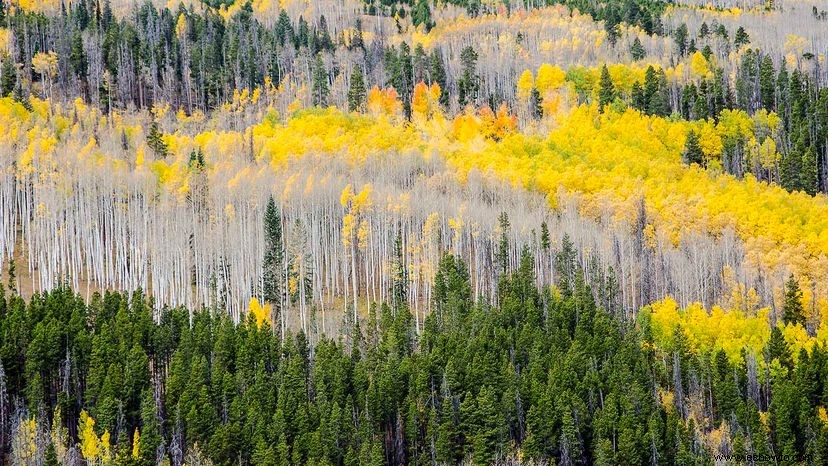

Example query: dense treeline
[0,242,827,464]
[4,0,828,196]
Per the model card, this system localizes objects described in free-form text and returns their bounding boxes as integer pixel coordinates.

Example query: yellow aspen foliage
[32,51,58,78]
[819,407,828,425]
[15,0,60,13]
[480,104,517,140]
[646,297,771,363]
[248,297,273,327]
[132,429,141,459]
[690,51,712,79]
[176,13,187,38]
[367,86,402,117]
[535,64,566,94]
[516,70,534,100]
[79,410,100,461]
[696,121,723,160]
[411,81,441,120]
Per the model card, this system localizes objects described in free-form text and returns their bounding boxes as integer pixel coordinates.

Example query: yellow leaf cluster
[248,297,272,327]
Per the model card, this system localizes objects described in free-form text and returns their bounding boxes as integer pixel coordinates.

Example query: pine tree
[495,212,510,275]
[631,81,646,111]
[0,55,16,97]
[630,37,646,60]
[759,55,776,111]
[540,221,551,251]
[782,274,805,326]
[780,142,803,192]
[530,87,543,119]
[683,130,704,166]
[391,230,408,311]
[429,49,448,106]
[801,146,819,195]
[70,31,88,78]
[263,196,284,328]
[146,121,168,158]
[412,0,432,31]
[674,23,689,56]
[348,67,367,112]
[734,26,751,47]
[6,258,15,295]
[276,10,293,46]
[312,54,329,107]
[458,46,479,106]
[469,386,504,465]
[598,64,616,110]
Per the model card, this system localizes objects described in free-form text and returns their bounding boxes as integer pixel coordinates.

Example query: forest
[0,0,828,464]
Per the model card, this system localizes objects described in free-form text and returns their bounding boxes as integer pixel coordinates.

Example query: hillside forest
[1,0,828,464]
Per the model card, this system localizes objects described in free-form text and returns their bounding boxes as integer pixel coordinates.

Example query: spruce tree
[147,121,168,158]
[630,37,646,60]
[348,67,366,112]
[457,46,479,106]
[759,55,776,111]
[734,26,751,47]
[495,212,510,274]
[0,55,16,97]
[391,230,408,311]
[530,87,543,119]
[312,54,329,107]
[598,64,616,110]
[782,274,805,326]
[412,0,432,30]
[263,196,284,325]
[674,23,689,56]
[801,146,819,195]
[429,49,448,106]
[683,130,704,166]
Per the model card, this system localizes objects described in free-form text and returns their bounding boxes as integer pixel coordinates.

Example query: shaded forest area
[0,245,825,464]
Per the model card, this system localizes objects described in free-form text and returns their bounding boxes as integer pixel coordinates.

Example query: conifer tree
[782,274,805,326]
[312,54,329,107]
[630,37,646,60]
[458,46,479,106]
[598,64,616,110]
[495,212,510,275]
[146,121,168,158]
[263,196,284,328]
[391,230,408,311]
[429,49,448,106]
[530,87,543,119]
[683,130,704,166]
[348,67,367,112]
[801,146,819,195]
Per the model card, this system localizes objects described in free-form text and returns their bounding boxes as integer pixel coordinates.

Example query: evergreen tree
[598,64,616,110]
[391,230,408,311]
[530,87,543,119]
[263,196,284,326]
[429,49,448,106]
[348,67,367,112]
[495,212,510,275]
[0,55,16,97]
[782,274,805,326]
[759,55,776,111]
[412,0,432,31]
[146,121,168,158]
[631,80,646,111]
[674,23,689,56]
[734,26,751,47]
[458,46,479,106]
[683,130,704,166]
[630,37,646,60]
[801,146,819,195]
[312,54,329,107]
